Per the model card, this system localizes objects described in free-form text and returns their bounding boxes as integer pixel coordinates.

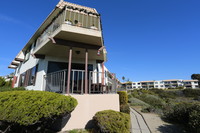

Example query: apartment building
[8,1,119,130]
[125,79,199,89]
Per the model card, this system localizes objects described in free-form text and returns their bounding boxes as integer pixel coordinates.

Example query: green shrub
[0,87,26,92]
[117,91,128,105]
[188,104,200,132]
[163,103,200,132]
[0,91,78,131]
[163,103,190,124]
[183,89,200,97]
[4,79,12,87]
[150,89,179,99]
[138,94,166,109]
[0,77,6,87]
[68,129,91,133]
[93,110,130,133]
[129,97,150,107]
[141,106,155,113]
[120,104,130,114]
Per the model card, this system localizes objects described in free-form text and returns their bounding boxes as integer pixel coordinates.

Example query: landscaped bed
[128,89,200,133]
[0,90,78,132]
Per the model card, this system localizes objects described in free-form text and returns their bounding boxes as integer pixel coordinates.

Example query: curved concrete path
[130,108,151,133]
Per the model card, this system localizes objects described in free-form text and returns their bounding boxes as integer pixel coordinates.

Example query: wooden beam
[8,66,17,69]
[96,60,104,63]
[11,62,19,66]
[54,38,101,50]
[15,58,24,62]
[34,54,45,59]
[67,48,72,94]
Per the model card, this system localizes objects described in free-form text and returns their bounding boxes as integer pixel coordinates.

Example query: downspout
[101,62,105,86]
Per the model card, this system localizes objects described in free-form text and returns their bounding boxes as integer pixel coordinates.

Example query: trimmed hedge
[0,91,78,126]
[0,87,26,92]
[117,91,128,105]
[93,110,130,133]
[117,91,130,114]
[120,104,130,114]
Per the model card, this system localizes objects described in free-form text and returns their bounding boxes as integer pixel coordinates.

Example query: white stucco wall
[62,94,120,131]
[14,44,47,91]
[14,50,102,91]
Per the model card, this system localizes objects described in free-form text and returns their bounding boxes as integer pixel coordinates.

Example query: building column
[101,62,105,93]
[85,49,88,94]
[67,48,72,94]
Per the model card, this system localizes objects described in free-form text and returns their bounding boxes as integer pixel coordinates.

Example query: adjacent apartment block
[125,79,199,89]
[8,1,119,130]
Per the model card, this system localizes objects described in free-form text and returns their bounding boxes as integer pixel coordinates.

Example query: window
[28,65,38,86]
[133,83,136,85]
[18,65,38,87]
[155,82,158,84]
[19,72,26,87]
[155,85,158,88]
[24,46,31,62]
[138,83,140,85]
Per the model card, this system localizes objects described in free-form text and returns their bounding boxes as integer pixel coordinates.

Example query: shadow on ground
[157,124,187,133]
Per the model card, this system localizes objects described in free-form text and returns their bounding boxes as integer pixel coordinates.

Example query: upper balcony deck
[33,8,103,54]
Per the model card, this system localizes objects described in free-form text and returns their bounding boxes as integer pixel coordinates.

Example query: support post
[67,48,72,94]
[101,62,105,93]
[85,49,88,94]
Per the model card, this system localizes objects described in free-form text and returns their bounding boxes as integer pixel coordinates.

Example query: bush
[183,89,200,97]
[0,77,6,87]
[0,87,26,92]
[138,94,166,109]
[0,91,78,132]
[117,91,130,114]
[120,104,130,114]
[163,103,190,124]
[188,105,200,132]
[150,89,179,99]
[163,103,200,132]
[68,129,91,133]
[129,97,150,107]
[93,110,130,133]
[117,91,128,105]
[4,79,12,87]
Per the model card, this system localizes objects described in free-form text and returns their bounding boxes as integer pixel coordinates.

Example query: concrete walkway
[130,108,151,133]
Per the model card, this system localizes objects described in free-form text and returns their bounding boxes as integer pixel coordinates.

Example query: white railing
[45,69,117,94]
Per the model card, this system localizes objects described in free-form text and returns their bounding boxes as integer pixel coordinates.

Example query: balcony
[33,9,103,57]
[45,69,116,94]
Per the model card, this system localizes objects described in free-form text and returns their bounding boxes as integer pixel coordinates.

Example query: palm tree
[122,76,125,82]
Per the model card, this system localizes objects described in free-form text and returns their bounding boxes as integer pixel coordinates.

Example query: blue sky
[0,0,200,81]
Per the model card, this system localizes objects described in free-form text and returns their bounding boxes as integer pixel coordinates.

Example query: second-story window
[24,46,31,62]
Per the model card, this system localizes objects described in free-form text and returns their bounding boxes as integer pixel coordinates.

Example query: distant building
[1,74,14,82]
[124,79,199,89]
